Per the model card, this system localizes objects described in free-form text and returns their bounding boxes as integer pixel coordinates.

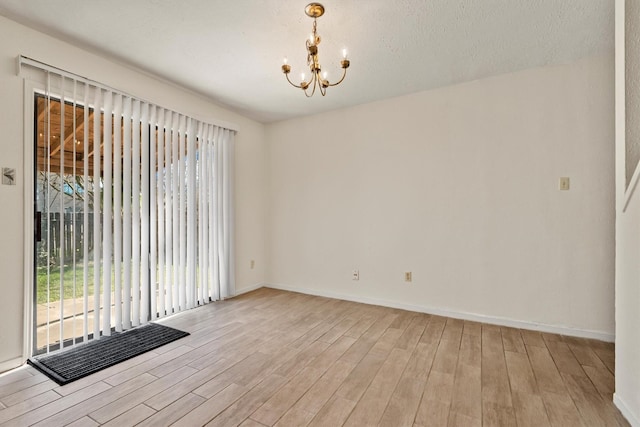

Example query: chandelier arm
[328,67,348,87]
[285,72,304,89]
[303,81,314,97]
[319,82,327,96]
[308,73,318,97]
[301,72,313,97]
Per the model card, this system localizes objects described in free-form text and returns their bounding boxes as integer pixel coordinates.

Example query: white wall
[614,0,640,425]
[266,54,615,339]
[0,15,267,370]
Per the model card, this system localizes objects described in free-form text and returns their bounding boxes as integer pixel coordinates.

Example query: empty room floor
[0,288,628,426]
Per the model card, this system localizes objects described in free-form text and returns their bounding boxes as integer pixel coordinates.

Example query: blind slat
[187,118,196,309]
[58,75,66,347]
[122,97,133,329]
[82,81,90,343]
[179,115,187,311]
[130,99,139,327]
[113,94,123,333]
[93,88,102,340]
[165,110,174,316]
[157,108,166,318]
[102,90,113,337]
[140,102,150,324]
[149,106,158,321]
[171,112,180,314]
[197,122,206,306]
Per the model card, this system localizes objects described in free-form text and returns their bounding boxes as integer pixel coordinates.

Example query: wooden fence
[37,213,97,263]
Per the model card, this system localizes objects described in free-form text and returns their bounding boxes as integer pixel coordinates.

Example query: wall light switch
[2,168,15,185]
[559,177,570,191]
[250,260,255,269]
[352,270,359,281]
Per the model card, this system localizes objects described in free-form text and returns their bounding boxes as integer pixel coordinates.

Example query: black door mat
[28,323,189,385]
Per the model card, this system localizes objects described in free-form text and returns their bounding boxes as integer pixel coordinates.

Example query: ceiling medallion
[281,3,350,97]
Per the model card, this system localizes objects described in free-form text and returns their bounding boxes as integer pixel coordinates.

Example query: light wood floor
[0,288,629,426]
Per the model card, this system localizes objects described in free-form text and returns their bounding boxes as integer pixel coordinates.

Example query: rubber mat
[28,323,189,385]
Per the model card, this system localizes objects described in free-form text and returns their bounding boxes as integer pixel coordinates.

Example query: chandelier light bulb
[283,57,288,65]
[342,48,348,59]
[323,71,328,80]
[301,73,306,82]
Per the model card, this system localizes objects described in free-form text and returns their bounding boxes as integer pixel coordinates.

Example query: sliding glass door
[25,58,236,357]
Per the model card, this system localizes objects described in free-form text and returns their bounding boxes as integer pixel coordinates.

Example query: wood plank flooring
[0,288,629,426]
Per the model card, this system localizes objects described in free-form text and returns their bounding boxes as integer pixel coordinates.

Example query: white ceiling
[0,0,613,123]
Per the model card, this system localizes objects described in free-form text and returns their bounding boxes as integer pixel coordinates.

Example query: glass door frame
[23,78,41,360]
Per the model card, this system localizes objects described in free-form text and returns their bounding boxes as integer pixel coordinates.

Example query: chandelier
[281,3,350,97]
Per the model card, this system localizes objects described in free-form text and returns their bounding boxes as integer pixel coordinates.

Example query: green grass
[36,263,102,304]
[36,262,166,304]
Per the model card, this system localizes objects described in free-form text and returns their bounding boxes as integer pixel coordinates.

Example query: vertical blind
[22,57,236,353]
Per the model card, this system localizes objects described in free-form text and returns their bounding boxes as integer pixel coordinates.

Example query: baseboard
[614,393,640,427]
[265,283,615,342]
[0,357,25,375]
[235,282,265,296]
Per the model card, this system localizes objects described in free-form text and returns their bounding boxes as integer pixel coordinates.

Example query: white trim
[0,357,25,375]
[616,0,627,214]
[234,282,265,296]
[614,393,640,427]
[264,283,615,342]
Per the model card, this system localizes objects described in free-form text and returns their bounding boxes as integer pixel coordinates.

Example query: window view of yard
[35,263,100,304]
[34,93,106,352]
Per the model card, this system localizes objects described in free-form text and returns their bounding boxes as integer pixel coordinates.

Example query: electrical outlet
[250,259,255,269]
[405,272,412,282]
[352,270,359,281]
[559,177,570,191]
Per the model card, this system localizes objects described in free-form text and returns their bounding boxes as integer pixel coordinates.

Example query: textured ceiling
[0,0,613,123]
